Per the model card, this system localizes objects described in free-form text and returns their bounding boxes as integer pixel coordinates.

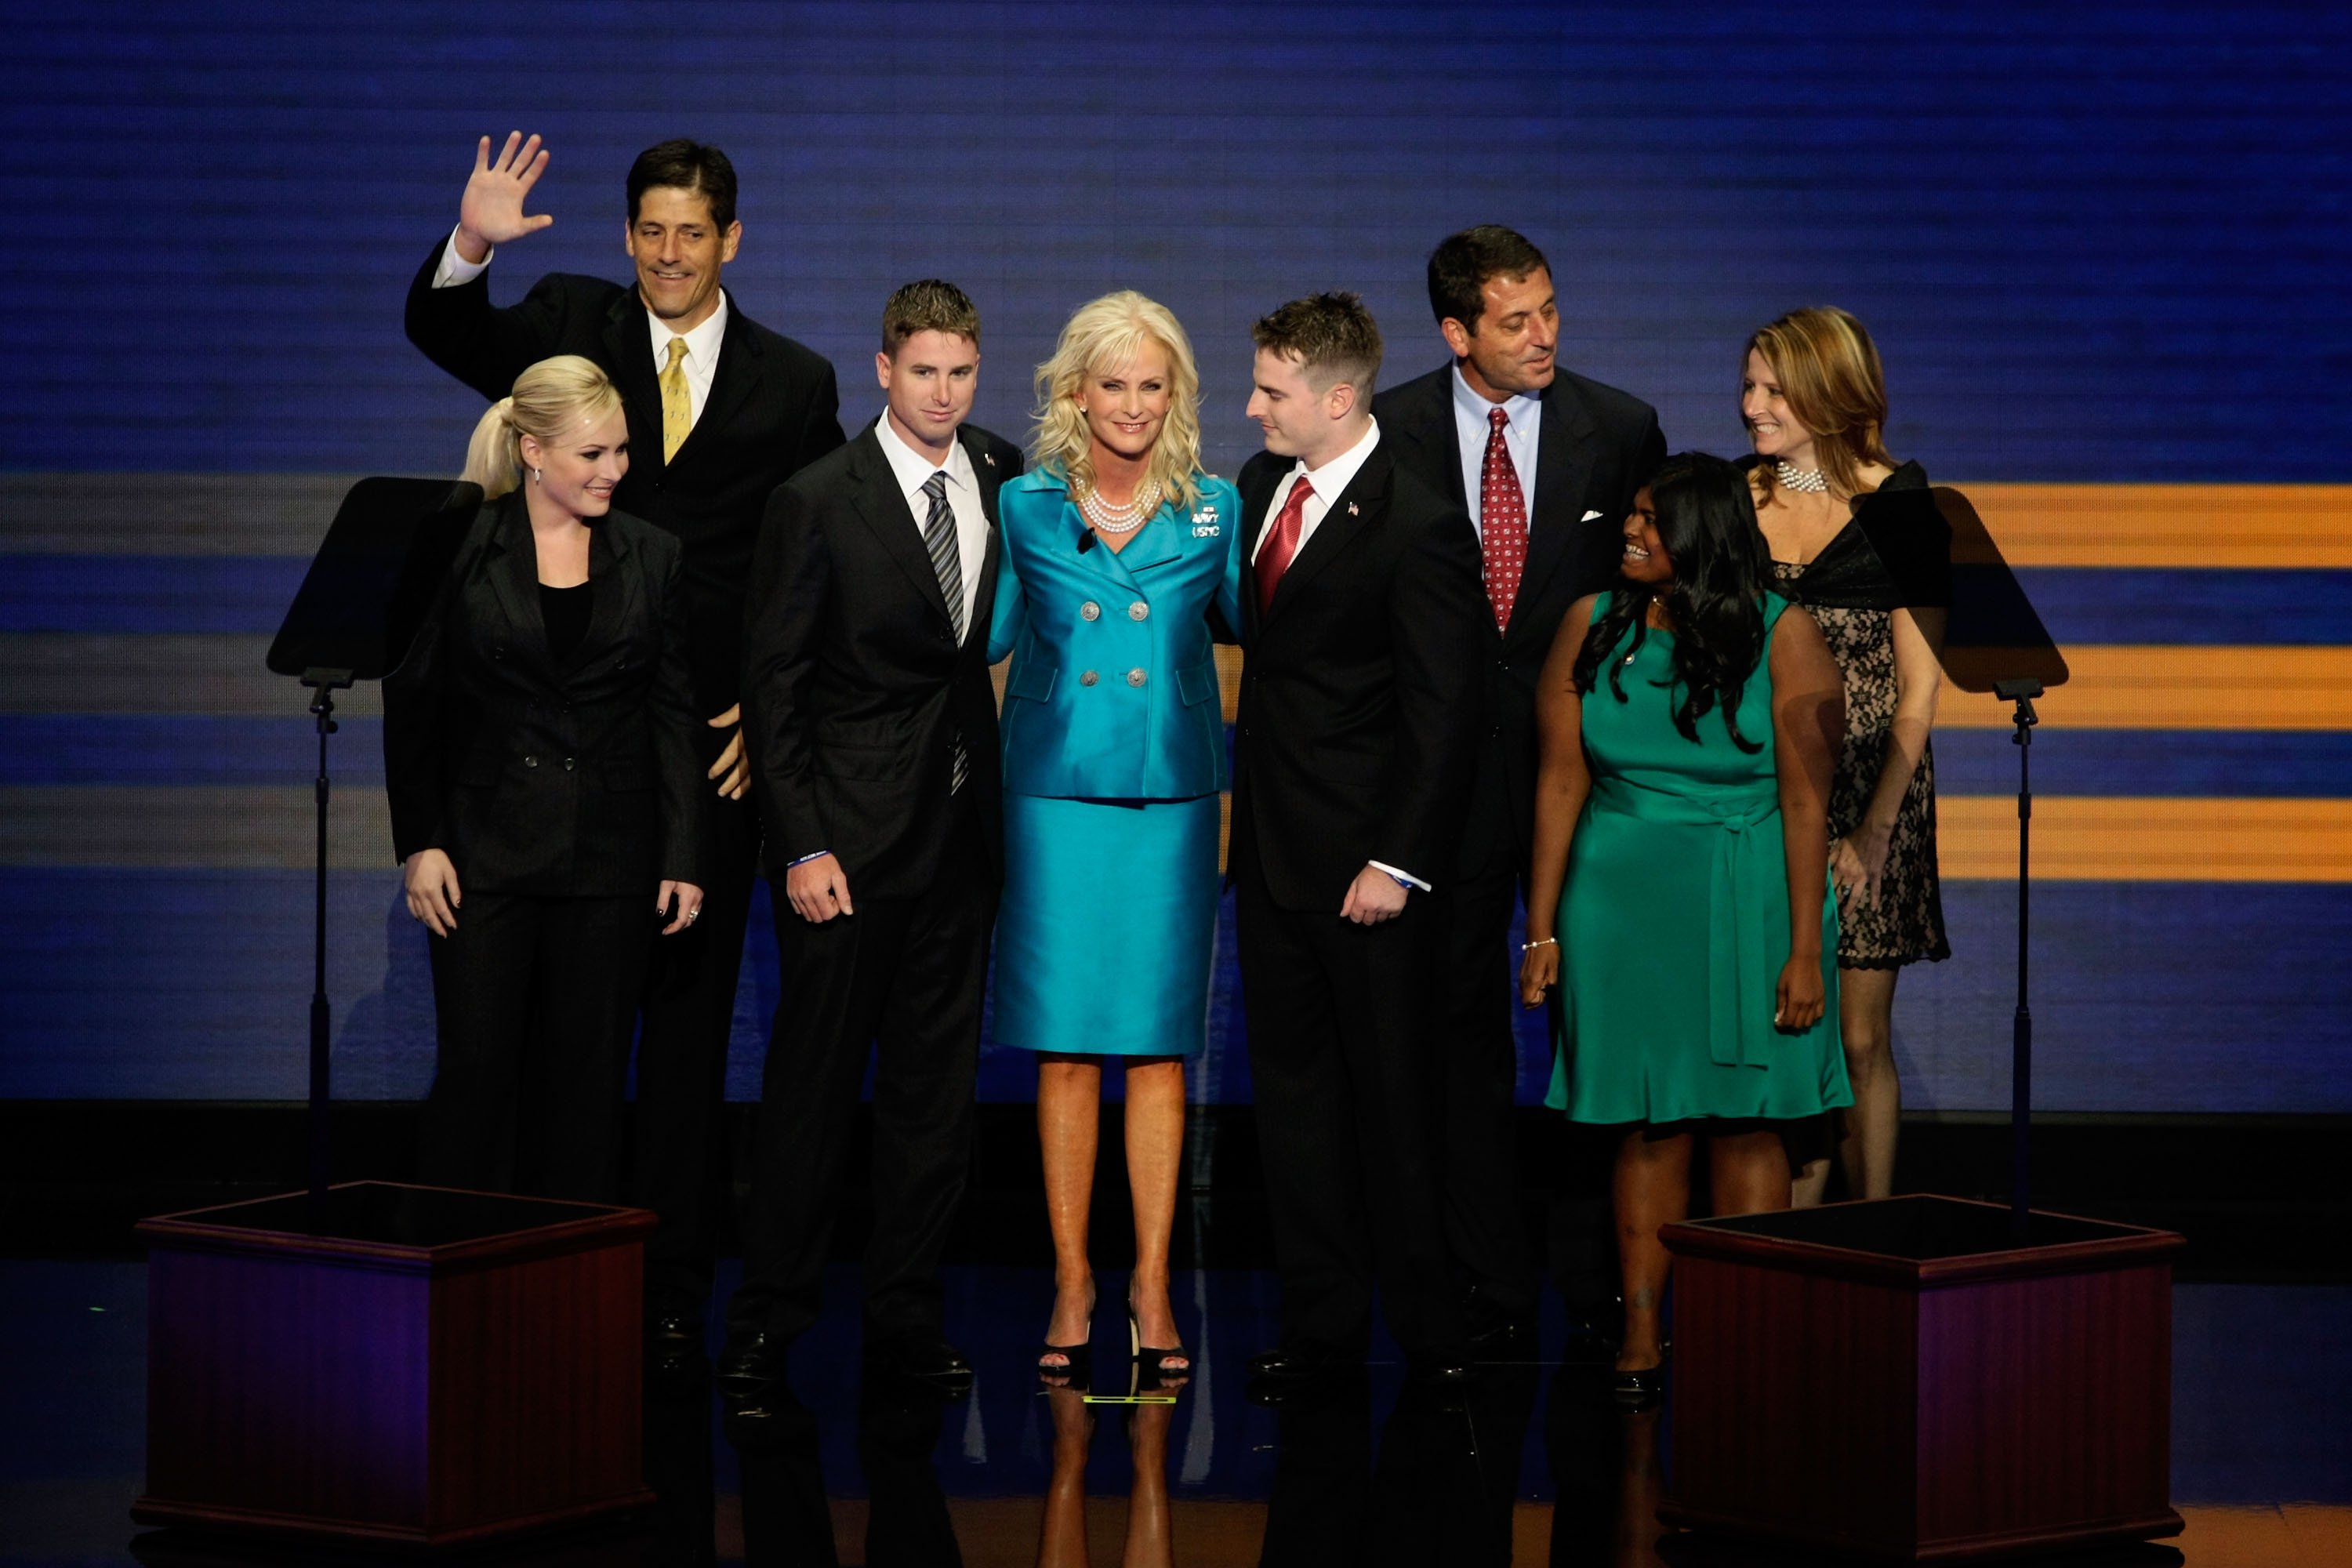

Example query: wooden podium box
[134,1181,657,1548]
[1659,1194,2183,1562]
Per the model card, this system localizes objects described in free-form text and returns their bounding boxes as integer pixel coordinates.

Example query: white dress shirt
[1250,416,1382,564]
[1450,365,1541,537]
[430,227,728,427]
[873,412,985,644]
[1248,417,1432,894]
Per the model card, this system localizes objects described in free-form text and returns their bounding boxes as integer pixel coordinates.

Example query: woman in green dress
[1518,452,1851,1403]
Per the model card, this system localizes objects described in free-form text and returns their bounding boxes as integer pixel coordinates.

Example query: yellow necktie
[660,337,691,463]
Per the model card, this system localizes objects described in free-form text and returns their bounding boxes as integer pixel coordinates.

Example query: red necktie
[1256,474,1314,615]
[1479,405,1527,630]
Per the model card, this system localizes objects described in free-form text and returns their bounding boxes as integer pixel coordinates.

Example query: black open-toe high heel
[1127,1295,1190,1382]
[1037,1285,1096,1384]
[1610,1341,1670,1407]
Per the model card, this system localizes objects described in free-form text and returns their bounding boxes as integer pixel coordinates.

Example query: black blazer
[743,421,1025,897]
[1229,439,1489,912]
[405,243,847,721]
[1373,364,1665,869]
[383,498,708,897]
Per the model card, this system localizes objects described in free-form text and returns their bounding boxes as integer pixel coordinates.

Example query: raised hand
[455,132,554,263]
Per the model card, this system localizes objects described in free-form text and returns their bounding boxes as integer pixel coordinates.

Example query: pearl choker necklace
[1774,461,1829,494]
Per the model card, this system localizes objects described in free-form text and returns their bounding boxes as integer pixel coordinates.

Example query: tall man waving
[405,133,845,1362]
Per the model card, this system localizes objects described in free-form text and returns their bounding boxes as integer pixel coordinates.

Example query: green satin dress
[1545,591,1853,1125]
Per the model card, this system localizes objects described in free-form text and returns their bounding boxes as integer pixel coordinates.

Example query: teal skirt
[993,793,1221,1057]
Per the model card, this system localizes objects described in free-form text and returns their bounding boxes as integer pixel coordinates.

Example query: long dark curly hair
[1572,452,1774,753]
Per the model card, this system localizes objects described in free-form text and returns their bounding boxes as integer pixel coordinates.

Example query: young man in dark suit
[404,134,846,1359]
[1232,292,1489,1389]
[717,281,1022,1395]
[1371,226,1666,1356]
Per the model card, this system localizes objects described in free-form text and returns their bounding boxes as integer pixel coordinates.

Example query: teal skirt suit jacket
[986,466,1245,1055]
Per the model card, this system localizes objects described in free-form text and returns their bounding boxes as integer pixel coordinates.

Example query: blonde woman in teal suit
[989,292,1243,1383]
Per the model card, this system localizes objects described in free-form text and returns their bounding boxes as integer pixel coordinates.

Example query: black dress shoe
[1463,1313,1534,1361]
[867,1333,973,1385]
[1406,1350,1478,1388]
[1247,1343,1349,1384]
[716,1330,786,1401]
[648,1312,702,1350]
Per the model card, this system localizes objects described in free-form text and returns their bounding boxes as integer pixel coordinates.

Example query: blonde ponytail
[461,397,523,499]
[455,356,624,503]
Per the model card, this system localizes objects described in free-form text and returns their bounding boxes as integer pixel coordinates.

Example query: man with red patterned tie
[1231,292,1489,1392]
[1373,227,1666,1361]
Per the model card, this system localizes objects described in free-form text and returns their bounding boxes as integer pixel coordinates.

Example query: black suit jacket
[1229,440,1488,912]
[1373,364,1664,872]
[383,498,708,897]
[743,421,1025,896]
[405,242,847,721]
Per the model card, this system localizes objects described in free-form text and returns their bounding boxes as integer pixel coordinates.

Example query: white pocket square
[1582,510,1604,521]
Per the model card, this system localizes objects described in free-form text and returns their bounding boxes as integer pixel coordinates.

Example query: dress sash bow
[1586,776,1785,1069]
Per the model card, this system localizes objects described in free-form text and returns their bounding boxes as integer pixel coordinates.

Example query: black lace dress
[1763,460,1953,969]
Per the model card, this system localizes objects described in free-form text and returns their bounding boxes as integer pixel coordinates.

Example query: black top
[1744,458,1952,612]
[539,580,592,663]
[383,497,708,895]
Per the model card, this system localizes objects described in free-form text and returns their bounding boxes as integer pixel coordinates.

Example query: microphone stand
[1995,677,2042,1243]
[302,668,353,1218]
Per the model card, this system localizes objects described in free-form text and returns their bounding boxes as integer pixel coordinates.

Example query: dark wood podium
[134,1181,657,1548]
[1659,1194,2183,1562]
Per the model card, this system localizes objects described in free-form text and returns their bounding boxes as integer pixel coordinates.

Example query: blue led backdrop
[2,2,2347,1110]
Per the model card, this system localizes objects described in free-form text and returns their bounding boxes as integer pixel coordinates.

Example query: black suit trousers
[1441,831,1540,1319]
[1237,858,1464,1359]
[728,815,992,1347]
[630,782,757,1316]
[419,891,654,1202]
[1446,835,1617,1327]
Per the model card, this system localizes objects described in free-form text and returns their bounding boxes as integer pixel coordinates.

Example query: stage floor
[3,1258,2345,1566]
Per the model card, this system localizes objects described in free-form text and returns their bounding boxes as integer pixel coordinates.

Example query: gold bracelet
[1520,936,1557,953]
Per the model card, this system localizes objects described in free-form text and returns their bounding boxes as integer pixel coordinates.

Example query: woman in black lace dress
[1739,307,1951,1202]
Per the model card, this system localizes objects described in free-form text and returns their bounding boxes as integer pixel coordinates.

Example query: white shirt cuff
[1367,860,1431,893]
[433,226,493,289]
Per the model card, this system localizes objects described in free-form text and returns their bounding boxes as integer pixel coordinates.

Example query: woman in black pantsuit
[385,354,707,1201]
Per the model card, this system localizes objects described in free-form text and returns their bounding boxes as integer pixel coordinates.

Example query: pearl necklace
[1774,460,1829,494]
[1077,478,1162,535]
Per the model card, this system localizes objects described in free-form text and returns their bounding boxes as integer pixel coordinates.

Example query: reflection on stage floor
[3,1260,2347,1566]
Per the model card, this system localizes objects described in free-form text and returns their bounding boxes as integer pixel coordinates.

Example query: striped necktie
[921,471,970,793]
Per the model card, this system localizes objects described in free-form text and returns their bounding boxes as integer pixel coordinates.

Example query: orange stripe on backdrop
[1938,797,2352,882]
[1937,647,2352,730]
[1956,485,2352,568]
